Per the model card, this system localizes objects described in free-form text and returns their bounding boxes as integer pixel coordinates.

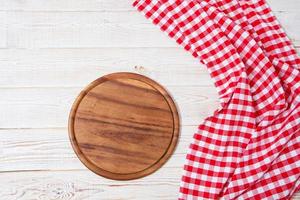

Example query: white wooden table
[0,0,299,199]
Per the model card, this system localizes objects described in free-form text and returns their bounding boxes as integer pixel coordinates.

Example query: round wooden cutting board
[68,72,180,180]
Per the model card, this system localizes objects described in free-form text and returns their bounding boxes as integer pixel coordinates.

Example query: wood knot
[134,65,146,73]
[43,182,75,199]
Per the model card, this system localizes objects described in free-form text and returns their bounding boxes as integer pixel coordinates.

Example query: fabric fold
[133,0,300,199]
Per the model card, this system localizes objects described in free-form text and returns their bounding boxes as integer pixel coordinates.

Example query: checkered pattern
[133,0,300,199]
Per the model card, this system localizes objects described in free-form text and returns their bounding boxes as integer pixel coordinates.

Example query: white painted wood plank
[0,126,196,172]
[0,27,7,48]
[0,48,211,87]
[0,128,82,171]
[6,11,175,48]
[6,24,174,49]
[266,0,300,12]
[1,0,134,12]
[0,170,182,200]
[0,12,7,48]
[275,11,300,45]
[0,86,219,128]
[6,10,141,25]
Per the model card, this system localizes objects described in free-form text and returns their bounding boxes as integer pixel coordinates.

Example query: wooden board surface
[69,72,180,180]
[0,0,299,199]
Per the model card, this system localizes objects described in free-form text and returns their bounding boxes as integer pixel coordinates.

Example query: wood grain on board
[1,0,300,199]
[69,72,180,180]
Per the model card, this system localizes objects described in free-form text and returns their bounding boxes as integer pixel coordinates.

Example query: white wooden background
[0,0,300,199]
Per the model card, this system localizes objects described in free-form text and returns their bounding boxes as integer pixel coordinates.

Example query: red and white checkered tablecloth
[133,0,300,199]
